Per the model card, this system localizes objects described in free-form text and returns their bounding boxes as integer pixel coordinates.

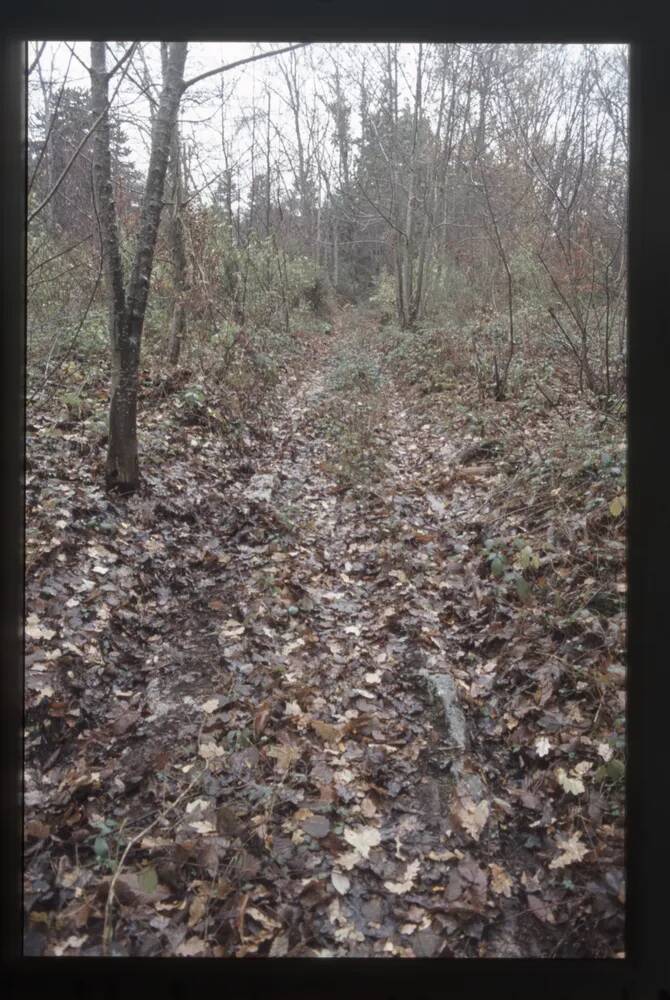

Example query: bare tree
[90,40,188,492]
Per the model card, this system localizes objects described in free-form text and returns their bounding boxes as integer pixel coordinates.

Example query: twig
[102,766,203,955]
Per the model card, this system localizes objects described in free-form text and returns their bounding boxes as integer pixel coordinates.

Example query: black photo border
[2,2,669,998]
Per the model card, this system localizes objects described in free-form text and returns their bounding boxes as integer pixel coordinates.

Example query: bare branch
[106,41,138,80]
[28,46,137,225]
[63,42,91,75]
[182,42,310,92]
[28,47,75,193]
[27,41,47,77]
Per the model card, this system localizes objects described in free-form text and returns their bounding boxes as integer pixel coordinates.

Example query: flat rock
[245,473,275,502]
[418,669,467,750]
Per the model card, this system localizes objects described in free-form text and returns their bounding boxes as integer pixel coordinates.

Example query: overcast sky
[28,41,363,201]
[28,41,625,213]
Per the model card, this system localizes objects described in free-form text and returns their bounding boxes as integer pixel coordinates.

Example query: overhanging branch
[182,42,310,92]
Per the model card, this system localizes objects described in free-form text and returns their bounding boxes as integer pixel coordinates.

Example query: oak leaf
[549,831,589,869]
[343,825,381,858]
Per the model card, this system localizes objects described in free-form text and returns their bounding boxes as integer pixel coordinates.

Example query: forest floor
[24,309,626,958]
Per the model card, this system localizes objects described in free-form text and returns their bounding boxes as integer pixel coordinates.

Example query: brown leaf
[176,936,207,957]
[25,819,50,840]
[196,841,220,878]
[318,783,336,804]
[57,897,92,931]
[216,805,242,837]
[311,719,344,743]
[360,796,377,818]
[110,877,138,907]
[269,932,290,957]
[549,831,589,869]
[489,863,513,897]
[447,857,488,912]
[267,743,300,773]
[302,815,331,839]
[527,892,556,925]
[452,797,489,841]
[111,710,140,737]
[253,701,271,739]
[237,890,251,941]
[188,892,208,928]
[109,872,170,906]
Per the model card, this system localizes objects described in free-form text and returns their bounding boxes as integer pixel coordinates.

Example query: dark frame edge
[625,39,670,1000]
[1,32,26,979]
[2,12,669,1000]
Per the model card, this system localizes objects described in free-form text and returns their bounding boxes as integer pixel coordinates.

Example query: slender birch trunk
[90,41,188,493]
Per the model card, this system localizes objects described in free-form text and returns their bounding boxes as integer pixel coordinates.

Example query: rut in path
[25,320,598,959]
[137,325,544,959]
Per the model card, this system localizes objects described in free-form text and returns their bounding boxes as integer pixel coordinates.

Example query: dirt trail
[24,317,622,958]
[130,324,539,958]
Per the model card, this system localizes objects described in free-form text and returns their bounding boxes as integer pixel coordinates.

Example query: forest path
[25,315,616,959]
[164,315,541,958]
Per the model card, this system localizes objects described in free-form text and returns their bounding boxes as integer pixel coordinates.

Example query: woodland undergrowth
[24,308,625,958]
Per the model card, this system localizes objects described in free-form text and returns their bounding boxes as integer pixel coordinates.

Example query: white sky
[28,41,626,212]
[28,41,360,202]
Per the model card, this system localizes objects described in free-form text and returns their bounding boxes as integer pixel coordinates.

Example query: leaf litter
[24,314,624,958]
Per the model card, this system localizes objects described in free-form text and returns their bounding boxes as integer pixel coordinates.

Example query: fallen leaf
[384,859,420,894]
[25,819,50,840]
[25,614,57,641]
[336,850,362,870]
[269,932,290,957]
[556,768,585,795]
[188,893,208,928]
[453,797,490,841]
[331,871,350,894]
[176,936,207,956]
[549,831,589,869]
[111,710,139,737]
[191,820,217,835]
[489,863,513,897]
[246,905,281,930]
[343,825,381,858]
[302,815,330,839]
[201,698,220,714]
[609,495,625,517]
[360,796,377,818]
[527,893,556,924]
[267,744,300,773]
[52,934,87,955]
[186,798,210,815]
[253,701,271,738]
[535,737,551,757]
[311,719,344,743]
[137,866,159,895]
[426,849,456,862]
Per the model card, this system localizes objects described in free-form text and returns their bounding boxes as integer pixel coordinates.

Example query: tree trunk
[161,42,188,366]
[90,40,188,493]
[166,137,187,366]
